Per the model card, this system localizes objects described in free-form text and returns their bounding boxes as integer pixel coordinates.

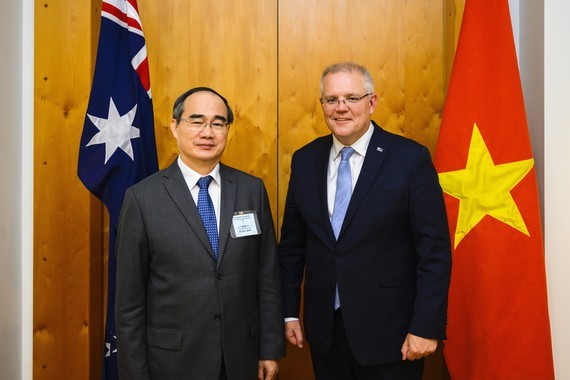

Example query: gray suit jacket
[116,160,285,380]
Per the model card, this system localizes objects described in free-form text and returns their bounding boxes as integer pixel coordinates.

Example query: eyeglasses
[320,93,372,108]
[180,118,229,134]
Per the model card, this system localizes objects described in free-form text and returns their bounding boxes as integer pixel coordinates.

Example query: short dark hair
[172,87,234,125]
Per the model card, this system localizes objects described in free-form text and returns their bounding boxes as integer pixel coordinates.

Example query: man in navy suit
[279,62,452,379]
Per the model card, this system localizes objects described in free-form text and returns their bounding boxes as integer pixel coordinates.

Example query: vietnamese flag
[434,0,555,378]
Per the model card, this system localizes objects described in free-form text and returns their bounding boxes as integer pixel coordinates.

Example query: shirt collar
[331,123,374,159]
[177,157,221,188]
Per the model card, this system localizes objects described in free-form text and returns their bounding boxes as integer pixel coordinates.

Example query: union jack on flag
[77,1,158,378]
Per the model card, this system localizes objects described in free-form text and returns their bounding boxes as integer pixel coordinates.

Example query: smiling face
[170,91,229,174]
[320,70,378,146]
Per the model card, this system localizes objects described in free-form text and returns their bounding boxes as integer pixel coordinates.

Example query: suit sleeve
[408,147,452,339]
[115,188,151,380]
[256,179,286,359]
[278,153,308,318]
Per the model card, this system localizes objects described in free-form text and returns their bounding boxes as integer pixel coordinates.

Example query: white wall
[518,0,545,214]
[22,0,35,377]
[544,1,570,379]
[514,0,570,378]
[513,1,570,378]
[0,0,34,379]
[0,0,22,375]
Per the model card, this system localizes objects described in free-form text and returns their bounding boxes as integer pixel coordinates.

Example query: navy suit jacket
[279,122,451,365]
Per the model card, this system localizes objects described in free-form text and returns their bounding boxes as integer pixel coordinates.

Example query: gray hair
[320,62,374,95]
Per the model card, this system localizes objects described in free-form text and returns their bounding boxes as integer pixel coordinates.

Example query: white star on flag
[105,335,117,357]
[86,98,140,164]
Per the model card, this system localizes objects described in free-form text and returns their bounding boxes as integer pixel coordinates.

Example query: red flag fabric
[434,0,555,378]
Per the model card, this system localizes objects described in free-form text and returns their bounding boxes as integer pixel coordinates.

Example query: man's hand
[401,333,437,361]
[285,320,304,348]
[258,360,279,380]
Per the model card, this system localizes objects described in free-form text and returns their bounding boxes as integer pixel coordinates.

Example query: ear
[170,119,179,138]
[368,93,378,114]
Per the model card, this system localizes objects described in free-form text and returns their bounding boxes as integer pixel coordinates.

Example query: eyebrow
[324,93,361,98]
[188,113,228,122]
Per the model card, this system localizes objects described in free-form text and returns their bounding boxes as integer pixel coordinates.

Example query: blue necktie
[331,147,354,309]
[197,176,218,257]
[331,147,354,239]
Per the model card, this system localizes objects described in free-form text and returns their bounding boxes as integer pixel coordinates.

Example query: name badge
[230,211,261,238]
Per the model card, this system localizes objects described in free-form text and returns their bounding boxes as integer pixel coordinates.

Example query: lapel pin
[376,147,383,152]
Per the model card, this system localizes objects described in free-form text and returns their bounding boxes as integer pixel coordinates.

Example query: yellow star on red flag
[438,123,534,248]
[433,1,554,377]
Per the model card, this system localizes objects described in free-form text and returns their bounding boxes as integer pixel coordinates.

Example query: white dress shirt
[177,157,221,230]
[327,123,374,219]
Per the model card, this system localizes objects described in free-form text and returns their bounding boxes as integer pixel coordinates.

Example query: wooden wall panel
[35,1,279,378]
[277,1,449,378]
[403,0,446,152]
[34,0,102,378]
[34,0,463,378]
[138,0,279,220]
[445,0,466,95]
[278,0,448,220]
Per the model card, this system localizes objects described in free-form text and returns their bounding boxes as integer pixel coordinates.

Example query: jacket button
[214,314,222,321]
[217,273,224,280]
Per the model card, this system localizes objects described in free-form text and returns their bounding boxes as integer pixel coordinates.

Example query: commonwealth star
[86,98,140,164]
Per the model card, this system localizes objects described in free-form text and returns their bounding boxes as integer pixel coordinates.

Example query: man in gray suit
[116,87,285,380]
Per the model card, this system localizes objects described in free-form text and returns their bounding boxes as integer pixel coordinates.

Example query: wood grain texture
[445,0,466,97]
[33,0,463,378]
[277,0,448,226]
[34,0,103,378]
[138,0,279,220]
[277,1,449,378]
[402,0,446,152]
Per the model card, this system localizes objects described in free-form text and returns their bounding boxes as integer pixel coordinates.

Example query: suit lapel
[339,123,390,239]
[162,161,218,261]
[217,164,236,266]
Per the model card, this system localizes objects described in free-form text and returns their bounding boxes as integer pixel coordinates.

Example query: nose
[335,99,349,111]
[199,123,215,137]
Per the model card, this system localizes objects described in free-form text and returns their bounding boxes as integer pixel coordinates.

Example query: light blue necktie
[197,176,218,257]
[331,147,354,309]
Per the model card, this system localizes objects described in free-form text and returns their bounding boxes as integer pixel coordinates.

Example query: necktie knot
[340,146,354,162]
[198,175,213,189]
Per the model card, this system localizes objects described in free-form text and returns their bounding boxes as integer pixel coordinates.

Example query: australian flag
[77,0,158,378]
